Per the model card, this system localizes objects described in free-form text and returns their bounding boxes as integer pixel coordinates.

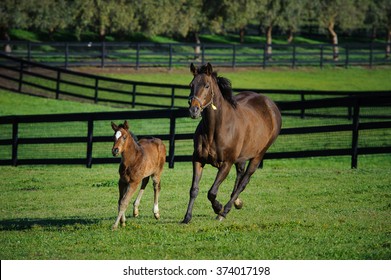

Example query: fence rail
[1,95,390,169]
[1,41,390,69]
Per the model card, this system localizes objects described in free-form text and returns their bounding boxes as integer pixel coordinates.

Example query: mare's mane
[197,65,237,108]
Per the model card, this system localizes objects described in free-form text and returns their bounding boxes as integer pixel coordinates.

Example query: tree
[257,0,282,58]
[28,0,71,37]
[72,0,138,41]
[0,0,30,51]
[279,0,309,43]
[313,0,368,61]
[365,0,391,58]
[221,0,258,43]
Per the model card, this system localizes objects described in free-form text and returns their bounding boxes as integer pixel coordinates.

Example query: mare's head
[188,62,236,119]
[111,120,130,157]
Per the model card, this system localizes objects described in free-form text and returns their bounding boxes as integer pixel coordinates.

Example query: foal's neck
[121,134,142,165]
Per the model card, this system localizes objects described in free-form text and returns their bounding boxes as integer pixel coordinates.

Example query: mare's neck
[202,84,231,139]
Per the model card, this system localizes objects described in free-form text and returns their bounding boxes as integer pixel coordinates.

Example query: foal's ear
[111,122,118,131]
[206,62,213,76]
[190,63,197,76]
[123,120,129,130]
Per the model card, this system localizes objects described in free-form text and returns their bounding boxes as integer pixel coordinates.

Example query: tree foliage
[1,0,390,47]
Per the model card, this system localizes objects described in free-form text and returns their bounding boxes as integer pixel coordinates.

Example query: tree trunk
[328,21,339,61]
[194,32,201,60]
[386,29,391,59]
[239,28,245,44]
[99,25,106,41]
[1,29,12,53]
[266,25,273,59]
[287,29,294,44]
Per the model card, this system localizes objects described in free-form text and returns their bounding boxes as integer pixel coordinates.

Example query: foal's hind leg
[133,177,150,218]
[151,174,161,219]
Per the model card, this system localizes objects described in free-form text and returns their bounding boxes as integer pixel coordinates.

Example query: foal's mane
[197,65,237,108]
[117,123,139,143]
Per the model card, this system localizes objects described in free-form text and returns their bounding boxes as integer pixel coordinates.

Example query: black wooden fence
[1,41,390,69]
[0,95,390,169]
[0,54,390,168]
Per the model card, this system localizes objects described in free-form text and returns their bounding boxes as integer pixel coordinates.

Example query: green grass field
[0,67,390,260]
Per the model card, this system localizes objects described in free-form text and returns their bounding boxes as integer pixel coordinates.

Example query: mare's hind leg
[218,156,263,221]
[151,174,161,219]
[233,161,246,210]
[133,177,149,218]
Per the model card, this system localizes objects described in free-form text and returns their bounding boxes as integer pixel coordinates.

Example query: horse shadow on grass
[0,217,103,231]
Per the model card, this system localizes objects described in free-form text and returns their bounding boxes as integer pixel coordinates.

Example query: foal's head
[111,120,131,157]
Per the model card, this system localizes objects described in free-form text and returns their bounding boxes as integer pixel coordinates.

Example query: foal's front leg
[113,180,140,230]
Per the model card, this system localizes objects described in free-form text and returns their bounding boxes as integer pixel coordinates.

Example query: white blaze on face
[115,131,122,140]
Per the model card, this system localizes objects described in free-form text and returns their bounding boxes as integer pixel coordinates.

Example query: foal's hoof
[154,212,160,220]
[234,198,243,209]
[216,215,225,222]
[133,210,139,218]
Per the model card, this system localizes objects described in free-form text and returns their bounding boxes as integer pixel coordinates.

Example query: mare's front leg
[113,179,141,230]
[208,162,233,218]
[182,160,204,224]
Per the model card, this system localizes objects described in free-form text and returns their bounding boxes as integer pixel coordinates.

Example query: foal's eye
[122,135,127,140]
[205,84,210,89]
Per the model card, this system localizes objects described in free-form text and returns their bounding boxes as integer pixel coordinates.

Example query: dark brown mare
[111,120,166,230]
[182,63,282,223]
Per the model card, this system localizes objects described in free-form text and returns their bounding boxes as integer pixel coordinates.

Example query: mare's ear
[123,120,129,130]
[190,63,197,76]
[206,62,213,76]
[111,122,118,131]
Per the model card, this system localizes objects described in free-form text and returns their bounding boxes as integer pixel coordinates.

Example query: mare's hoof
[234,198,243,209]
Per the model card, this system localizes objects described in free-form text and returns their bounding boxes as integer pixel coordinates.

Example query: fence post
[136,43,140,70]
[55,71,61,99]
[345,45,349,68]
[94,78,99,103]
[86,119,94,168]
[12,119,19,166]
[169,44,173,69]
[292,44,296,68]
[262,44,267,69]
[232,44,236,68]
[168,112,176,168]
[351,99,360,169]
[65,43,69,68]
[27,41,31,62]
[320,45,324,69]
[300,93,305,119]
[170,87,175,109]
[201,44,205,65]
[369,43,373,68]
[18,61,24,92]
[132,84,136,108]
[101,41,105,68]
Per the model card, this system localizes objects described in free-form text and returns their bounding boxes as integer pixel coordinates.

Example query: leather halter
[188,88,216,111]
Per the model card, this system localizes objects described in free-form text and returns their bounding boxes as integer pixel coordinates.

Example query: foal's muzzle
[112,148,120,157]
